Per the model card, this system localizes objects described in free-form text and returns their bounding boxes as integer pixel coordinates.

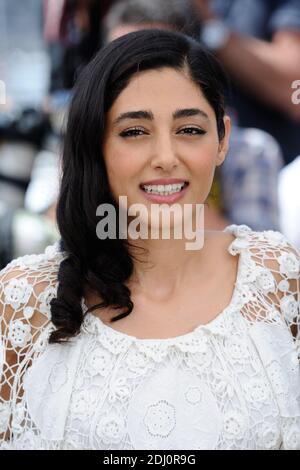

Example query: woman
[0,29,299,450]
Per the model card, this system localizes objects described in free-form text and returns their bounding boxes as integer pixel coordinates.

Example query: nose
[150,133,179,172]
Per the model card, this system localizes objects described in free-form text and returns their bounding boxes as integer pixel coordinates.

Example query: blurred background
[0,0,300,268]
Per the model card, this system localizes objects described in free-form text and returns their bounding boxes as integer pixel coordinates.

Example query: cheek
[104,144,140,193]
[188,143,218,177]
[186,144,218,200]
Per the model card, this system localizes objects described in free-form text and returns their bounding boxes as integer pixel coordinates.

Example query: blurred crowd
[0,0,300,268]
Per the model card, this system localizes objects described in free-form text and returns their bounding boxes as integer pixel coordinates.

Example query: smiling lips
[139,179,189,203]
[140,178,188,193]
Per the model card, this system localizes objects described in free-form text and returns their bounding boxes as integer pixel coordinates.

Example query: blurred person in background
[192,0,300,164]
[104,0,202,41]
[0,108,59,269]
[0,0,100,267]
[0,108,51,209]
[43,0,117,93]
[0,0,63,265]
[103,0,284,231]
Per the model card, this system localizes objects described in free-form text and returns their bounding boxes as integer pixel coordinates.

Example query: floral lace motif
[0,227,299,450]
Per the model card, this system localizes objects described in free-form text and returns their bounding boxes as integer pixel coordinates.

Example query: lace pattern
[0,226,299,450]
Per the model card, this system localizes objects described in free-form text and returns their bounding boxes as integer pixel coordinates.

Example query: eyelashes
[119,128,145,138]
[119,127,207,138]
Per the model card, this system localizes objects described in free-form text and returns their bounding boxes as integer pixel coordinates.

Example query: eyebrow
[112,108,209,126]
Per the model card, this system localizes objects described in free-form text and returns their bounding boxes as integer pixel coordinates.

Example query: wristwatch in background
[200,19,231,52]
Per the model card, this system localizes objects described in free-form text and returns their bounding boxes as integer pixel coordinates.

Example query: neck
[126,232,214,303]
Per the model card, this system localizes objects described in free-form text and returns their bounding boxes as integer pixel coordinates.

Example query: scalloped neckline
[82,226,249,343]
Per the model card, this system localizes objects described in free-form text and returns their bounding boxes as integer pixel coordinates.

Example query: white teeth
[142,182,186,195]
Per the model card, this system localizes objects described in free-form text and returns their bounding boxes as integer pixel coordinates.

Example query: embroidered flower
[4,278,33,310]
[72,390,90,415]
[38,286,57,317]
[235,284,254,308]
[234,225,252,238]
[283,424,300,450]
[214,376,235,398]
[127,367,222,450]
[144,400,176,438]
[108,376,131,403]
[278,252,300,279]
[187,347,213,370]
[255,268,276,293]
[223,411,246,439]
[264,231,287,247]
[16,254,40,268]
[48,362,68,393]
[8,320,31,348]
[228,238,249,256]
[280,295,299,323]
[278,279,290,293]
[86,347,113,377]
[224,224,251,238]
[44,243,60,260]
[81,312,98,334]
[225,335,250,362]
[125,348,151,375]
[257,423,281,449]
[245,379,270,403]
[23,306,35,320]
[185,387,203,405]
[96,414,126,444]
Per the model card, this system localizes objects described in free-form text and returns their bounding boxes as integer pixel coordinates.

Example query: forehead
[107,67,212,118]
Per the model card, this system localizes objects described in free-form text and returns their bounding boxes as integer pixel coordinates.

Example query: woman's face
[102,67,230,230]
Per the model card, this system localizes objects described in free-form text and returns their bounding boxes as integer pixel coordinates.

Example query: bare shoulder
[198,229,240,288]
[203,229,236,260]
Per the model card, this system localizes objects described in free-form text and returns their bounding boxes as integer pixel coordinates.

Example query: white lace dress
[0,225,299,450]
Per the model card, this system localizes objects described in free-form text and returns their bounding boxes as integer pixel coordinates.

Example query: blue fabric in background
[211,0,300,163]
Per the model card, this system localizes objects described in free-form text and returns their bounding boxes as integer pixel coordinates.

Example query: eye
[178,127,206,136]
[119,126,206,138]
[119,127,147,138]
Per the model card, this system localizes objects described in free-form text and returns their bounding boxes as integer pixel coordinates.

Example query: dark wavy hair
[49,28,227,344]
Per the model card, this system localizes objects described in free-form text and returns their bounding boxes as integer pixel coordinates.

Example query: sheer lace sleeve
[226,226,300,449]
[241,229,299,349]
[0,243,64,447]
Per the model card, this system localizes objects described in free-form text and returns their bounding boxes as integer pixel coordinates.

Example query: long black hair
[49,28,227,344]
